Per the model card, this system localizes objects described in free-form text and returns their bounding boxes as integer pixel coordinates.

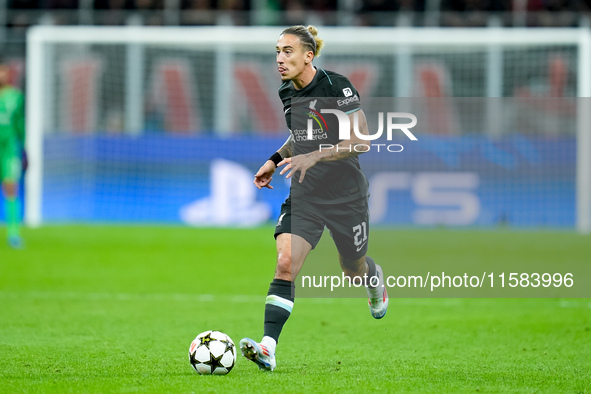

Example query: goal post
[25,26,591,232]
[576,30,591,234]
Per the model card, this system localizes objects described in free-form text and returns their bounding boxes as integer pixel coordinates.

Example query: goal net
[25,26,591,232]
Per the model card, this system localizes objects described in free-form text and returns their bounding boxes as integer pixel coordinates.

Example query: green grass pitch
[1,226,590,393]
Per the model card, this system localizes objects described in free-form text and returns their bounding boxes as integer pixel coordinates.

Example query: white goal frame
[25,26,591,233]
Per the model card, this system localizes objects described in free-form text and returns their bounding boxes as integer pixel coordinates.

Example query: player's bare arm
[253,135,293,190]
[279,110,369,183]
[277,134,293,159]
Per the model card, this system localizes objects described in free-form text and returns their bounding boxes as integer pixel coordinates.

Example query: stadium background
[1,4,585,229]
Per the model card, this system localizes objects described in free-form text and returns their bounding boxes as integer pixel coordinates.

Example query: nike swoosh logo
[284,107,291,114]
[356,241,367,252]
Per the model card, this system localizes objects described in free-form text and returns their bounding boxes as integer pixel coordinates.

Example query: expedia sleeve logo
[337,95,359,107]
[342,87,353,97]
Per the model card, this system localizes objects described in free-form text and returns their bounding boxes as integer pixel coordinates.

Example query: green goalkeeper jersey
[0,86,25,148]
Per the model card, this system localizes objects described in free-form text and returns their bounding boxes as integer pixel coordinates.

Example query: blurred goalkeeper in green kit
[0,63,26,249]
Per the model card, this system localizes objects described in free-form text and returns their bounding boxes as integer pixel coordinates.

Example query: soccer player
[239,25,388,371]
[0,63,26,249]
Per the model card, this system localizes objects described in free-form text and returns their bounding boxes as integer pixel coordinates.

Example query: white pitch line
[0,291,259,303]
[3,291,583,307]
[0,291,342,304]
[559,300,591,309]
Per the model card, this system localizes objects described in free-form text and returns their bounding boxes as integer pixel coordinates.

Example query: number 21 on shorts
[353,221,368,252]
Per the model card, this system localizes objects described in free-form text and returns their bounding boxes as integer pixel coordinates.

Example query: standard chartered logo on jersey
[290,99,329,142]
[306,109,418,153]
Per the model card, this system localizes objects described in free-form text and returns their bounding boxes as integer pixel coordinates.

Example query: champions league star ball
[189,330,237,375]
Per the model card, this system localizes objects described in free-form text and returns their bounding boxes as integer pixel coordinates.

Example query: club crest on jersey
[309,99,317,111]
[342,87,353,97]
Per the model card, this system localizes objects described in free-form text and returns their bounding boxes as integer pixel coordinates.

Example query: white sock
[261,336,277,354]
[367,284,382,299]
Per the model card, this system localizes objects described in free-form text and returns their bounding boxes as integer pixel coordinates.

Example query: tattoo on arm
[277,135,293,159]
[317,109,369,162]
[320,141,364,161]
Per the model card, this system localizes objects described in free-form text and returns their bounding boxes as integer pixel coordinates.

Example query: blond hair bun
[307,25,324,57]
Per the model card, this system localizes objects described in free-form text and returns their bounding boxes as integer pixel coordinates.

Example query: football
[189,330,237,375]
